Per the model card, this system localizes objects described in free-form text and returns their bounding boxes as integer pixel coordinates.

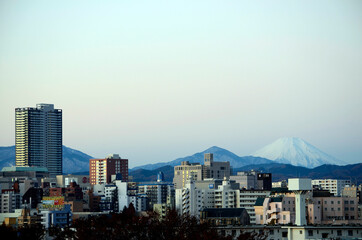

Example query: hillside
[0,145,93,174]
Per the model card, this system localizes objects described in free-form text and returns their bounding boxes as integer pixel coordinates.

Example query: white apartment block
[215,179,237,208]
[237,190,271,224]
[176,178,270,224]
[312,179,351,196]
[0,191,21,213]
[176,180,214,219]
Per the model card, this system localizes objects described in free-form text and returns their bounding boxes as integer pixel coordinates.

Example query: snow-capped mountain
[251,137,343,168]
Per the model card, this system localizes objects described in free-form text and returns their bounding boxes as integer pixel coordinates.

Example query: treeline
[0,205,264,240]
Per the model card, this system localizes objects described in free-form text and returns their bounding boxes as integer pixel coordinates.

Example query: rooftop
[1,166,49,173]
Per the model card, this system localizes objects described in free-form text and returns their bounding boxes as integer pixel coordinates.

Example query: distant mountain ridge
[129,162,362,184]
[234,162,362,183]
[0,145,93,174]
[251,137,343,168]
[132,146,273,171]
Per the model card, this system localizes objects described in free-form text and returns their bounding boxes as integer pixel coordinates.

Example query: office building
[15,104,62,176]
[173,153,230,189]
[89,154,128,185]
[203,153,231,180]
[231,170,272,190]
[307,194,359,224]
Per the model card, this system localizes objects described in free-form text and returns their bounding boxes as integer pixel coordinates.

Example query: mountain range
[132,146,273,170]
[129,162,362,184]
[0,137,356,175]
[0,145,93,174]
[133,137,346,170]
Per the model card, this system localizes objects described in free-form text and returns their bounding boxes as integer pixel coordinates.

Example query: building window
[308,230,313,236]
[337,230,342,236]
[282,232,288,238]
[283,215,286,220]
[348,230,353,236]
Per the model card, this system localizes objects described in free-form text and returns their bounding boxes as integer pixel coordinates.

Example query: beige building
[254,196,296,225]
[173,161,203,189]
[173,153,230,189]
[307,195,359,224]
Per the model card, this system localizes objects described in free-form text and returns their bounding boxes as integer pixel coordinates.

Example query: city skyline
[1,1,361,167]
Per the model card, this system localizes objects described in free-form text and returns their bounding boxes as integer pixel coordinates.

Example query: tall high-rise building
[89,154,128,185]
[15,104,62,176]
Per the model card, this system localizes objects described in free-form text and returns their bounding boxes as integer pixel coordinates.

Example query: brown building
[89,154,128,185]
[49,182,83,201]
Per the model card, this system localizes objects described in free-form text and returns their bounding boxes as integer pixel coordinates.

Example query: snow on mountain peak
[251,137,343,168]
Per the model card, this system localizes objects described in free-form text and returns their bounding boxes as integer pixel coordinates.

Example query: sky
[0,1,361,167]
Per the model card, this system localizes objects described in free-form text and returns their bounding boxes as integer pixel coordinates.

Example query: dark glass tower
[15,103,62,176]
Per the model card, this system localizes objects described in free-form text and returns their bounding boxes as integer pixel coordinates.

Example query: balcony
[266,214,280,224]
[267,208,281,214]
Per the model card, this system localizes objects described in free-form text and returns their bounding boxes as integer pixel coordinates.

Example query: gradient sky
[1,1,361,167]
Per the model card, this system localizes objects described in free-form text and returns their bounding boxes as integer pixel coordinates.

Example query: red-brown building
[89,154,128,185]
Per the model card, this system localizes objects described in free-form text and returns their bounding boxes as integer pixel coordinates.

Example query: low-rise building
[254,196,295,225]
[200,208,250,226]
[40,204,72,228]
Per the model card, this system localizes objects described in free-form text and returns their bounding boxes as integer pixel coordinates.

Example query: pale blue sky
[1,1,361,167]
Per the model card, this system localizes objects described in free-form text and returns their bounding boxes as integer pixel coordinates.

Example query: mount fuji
[251,137,344,168]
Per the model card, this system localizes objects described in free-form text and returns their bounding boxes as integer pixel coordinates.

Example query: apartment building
[0,191,21,213]
[307,195,359,224]
[254,196,296,225]
[89,154,128,185]
[237,190,271,224]
[312,179,351,196]
[138,181,174,210]
[15,104,62,176]
[176,180,215,218]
